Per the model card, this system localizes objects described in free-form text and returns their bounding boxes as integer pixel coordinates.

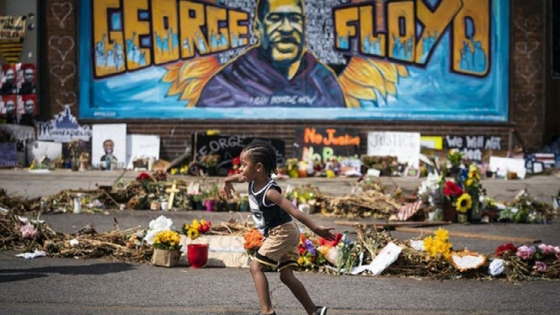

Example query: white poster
[489,156,526,179]
[92,124,126,170]
[126,134,160,169]
[27,141,62,163]
[367,132,421,168]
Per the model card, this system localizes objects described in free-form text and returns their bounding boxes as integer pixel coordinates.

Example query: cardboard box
[180,235,250,268]
[152,248,181,267]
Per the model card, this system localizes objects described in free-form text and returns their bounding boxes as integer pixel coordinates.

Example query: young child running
[221,141,335,315]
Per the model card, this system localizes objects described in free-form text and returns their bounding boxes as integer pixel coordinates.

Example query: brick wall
[42,0,546,160]
[41,0,78,120]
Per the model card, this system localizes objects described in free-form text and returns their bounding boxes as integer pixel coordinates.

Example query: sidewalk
[1,169,559,255]
[1,169,559,202]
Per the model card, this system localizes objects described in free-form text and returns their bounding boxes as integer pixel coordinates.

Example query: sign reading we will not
[444,135,502,162]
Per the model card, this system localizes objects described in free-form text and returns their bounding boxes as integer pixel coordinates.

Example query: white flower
[69,239,79,247]
[145,215,175,245]
[418,173,441,196]
[488,259,505,276]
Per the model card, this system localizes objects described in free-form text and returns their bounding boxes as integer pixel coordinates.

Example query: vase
[443,201,457,223]
[239,201,249,212]
[469,198,481,223]
[187,244,209,268]
[204,200,215,212]
[226,201,238,211]
[152,248,181,267]
[458,213,468,223]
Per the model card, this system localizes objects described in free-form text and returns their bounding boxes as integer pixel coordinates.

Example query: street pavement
[1,170,559,314]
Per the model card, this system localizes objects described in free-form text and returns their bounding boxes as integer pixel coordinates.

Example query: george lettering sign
[192,133,285,175]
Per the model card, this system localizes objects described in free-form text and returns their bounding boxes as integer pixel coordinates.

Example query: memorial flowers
[456,193,472,213]
[183,219,211,240]
[243,228,264,255]
[152,230,181,250]
[423,228,453,260]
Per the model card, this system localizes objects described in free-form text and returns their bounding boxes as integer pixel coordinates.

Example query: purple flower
[534,261,547,272]
[516,245,536,260]
[304,240,316,256]
[538,244,555,256]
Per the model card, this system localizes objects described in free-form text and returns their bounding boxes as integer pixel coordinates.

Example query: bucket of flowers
[151,230,182,267]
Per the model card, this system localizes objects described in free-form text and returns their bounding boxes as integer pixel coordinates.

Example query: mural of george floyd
[78,0,509,122]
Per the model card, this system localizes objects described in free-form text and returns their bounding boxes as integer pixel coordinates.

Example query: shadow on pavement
[0,262,135,282]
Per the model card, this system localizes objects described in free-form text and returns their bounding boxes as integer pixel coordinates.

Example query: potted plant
[226,195,238,211]
[192,194,204,210]
[200,154,221,176]
[446,150,463,177]
[151,230,182,267]
[238,194,249,212]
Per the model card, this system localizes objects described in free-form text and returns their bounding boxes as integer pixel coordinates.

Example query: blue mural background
[79,0,509,121]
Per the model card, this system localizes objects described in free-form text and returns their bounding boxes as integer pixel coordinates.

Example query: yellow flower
[456,193,472,213]
[466,179,473,186]
[298,257,305,265]
[170,168,178,175]
[434,228,449,242]
[184,223,190,230]
[188,228,199,240]
[200,219,206,226]
[192,219,201,229]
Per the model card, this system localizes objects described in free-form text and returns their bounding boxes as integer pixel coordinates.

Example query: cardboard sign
[367,132,420,168]
[37,106,92,143]
[192,133,285,174]
[294,127,360,163]
[126,135,160,169]
[92,124,127,169]
[0,142,17,167]
[444,135,502,163]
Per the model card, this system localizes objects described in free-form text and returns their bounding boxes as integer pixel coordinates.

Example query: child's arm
[266,189,336,241]
[220,173,246,199]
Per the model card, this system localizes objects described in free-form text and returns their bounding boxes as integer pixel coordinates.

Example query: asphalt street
[1,170,559,315]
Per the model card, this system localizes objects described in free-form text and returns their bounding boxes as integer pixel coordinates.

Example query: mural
[79,0,509,121]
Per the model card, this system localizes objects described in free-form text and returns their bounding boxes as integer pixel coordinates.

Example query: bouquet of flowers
[491,242,560,280]
[243,228,264,255]
[423,228,453,260]
[182,219,211,240]
[152,230,181,250]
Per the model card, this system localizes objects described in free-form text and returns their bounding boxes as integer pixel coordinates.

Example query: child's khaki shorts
[255,221,300,271]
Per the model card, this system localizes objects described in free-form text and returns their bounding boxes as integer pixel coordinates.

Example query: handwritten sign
[444,135,502,163]
[0,142,17,167]
[367,132,420,168]
[37,106,92,143]
[295,127,360,163]
[192,133,285,175]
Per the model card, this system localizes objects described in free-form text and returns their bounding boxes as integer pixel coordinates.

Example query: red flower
[319,233,343,247]
[136,173,151,183]
[297,245,306,255]
[495,243,517,257]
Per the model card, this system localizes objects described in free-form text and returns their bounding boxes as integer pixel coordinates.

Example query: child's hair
[242,141,278,177]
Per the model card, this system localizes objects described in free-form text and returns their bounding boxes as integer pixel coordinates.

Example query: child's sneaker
[315,306,328,315]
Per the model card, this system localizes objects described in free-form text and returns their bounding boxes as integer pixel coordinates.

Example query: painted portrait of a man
[195,0,345,108]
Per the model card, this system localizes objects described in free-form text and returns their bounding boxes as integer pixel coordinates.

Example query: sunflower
[187,228,199,240]
[456,193,472,213]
